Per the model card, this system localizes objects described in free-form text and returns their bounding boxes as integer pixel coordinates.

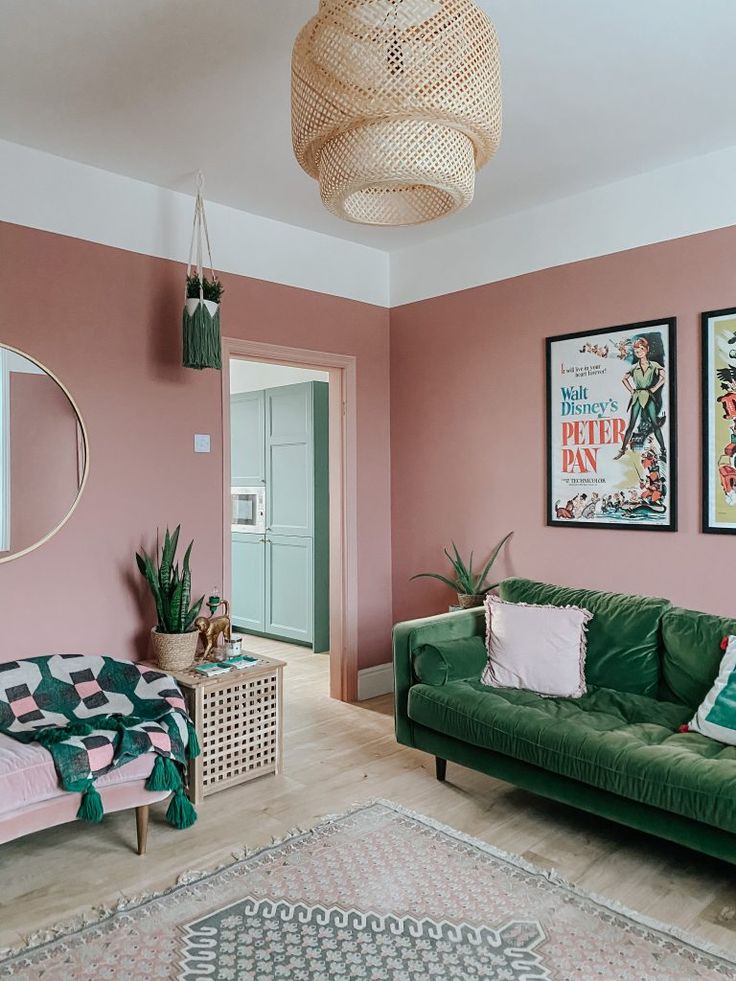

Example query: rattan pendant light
[291,0,501,226]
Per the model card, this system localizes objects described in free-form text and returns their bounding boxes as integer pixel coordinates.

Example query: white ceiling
[1,1,735,252]
[230,360,328,394]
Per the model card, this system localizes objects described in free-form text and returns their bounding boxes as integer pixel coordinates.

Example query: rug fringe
[2,797,734,968]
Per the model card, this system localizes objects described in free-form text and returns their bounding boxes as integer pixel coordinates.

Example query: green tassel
[145,754,182,792]
[186,721,201,760]
[145,754,168,792]
[166,756,184,790]
[77,784,104,823]
[183,302,221,370]
[166,787,197,830]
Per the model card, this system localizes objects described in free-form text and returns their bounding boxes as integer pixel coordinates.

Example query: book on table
[193,654,259,676]
[221,654,259,669]
[193,662,230,677]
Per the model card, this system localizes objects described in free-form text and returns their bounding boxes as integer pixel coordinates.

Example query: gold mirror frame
[0,344,90,564]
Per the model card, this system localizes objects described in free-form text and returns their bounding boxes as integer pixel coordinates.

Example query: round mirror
[0,345,88,562]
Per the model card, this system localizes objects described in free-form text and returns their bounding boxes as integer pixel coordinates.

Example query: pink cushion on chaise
[0,732,168,845]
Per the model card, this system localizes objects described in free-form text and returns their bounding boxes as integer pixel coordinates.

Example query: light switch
[194,434,211,453]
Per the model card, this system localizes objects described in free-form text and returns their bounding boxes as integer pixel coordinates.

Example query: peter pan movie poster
[702,307,736,534]
[546,319,677,531]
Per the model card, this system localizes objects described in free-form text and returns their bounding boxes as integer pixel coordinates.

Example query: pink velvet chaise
[0,733,169,854]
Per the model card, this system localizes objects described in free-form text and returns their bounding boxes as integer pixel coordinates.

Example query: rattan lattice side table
[167,654,285,804]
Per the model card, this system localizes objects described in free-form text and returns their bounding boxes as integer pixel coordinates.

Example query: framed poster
[546,318,677,531]
[702,307,736,535]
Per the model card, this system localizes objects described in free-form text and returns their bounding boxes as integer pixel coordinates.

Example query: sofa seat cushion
[0,731,155,816]
[408,681,736,833]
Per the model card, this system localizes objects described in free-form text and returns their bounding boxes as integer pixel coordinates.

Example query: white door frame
[221,337,358,702]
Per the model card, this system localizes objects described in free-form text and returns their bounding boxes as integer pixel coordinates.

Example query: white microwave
[231,486,266,534]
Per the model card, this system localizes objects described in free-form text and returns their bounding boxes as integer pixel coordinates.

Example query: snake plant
[411,532,513,596]
[136,526,204,633]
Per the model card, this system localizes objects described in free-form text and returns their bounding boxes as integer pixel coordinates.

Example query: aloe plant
[411,532,513,596]
[136,526,204,633]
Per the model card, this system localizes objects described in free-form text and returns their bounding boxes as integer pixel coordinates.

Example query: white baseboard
[357,662,394,701]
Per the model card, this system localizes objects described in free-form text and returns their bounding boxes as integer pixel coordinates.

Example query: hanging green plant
[182,174,222,370]
[186,274,224,305]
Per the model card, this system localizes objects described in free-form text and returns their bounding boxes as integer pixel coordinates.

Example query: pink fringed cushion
[481,595,592,698]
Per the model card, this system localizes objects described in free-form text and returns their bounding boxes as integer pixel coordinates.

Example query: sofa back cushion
[498,578,670,697]
[661,607,736,709]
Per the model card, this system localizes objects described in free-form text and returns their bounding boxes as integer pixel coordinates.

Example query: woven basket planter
[292,0,502,226]
[150,628,199,672]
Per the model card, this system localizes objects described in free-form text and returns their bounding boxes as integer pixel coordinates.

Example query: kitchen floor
[1,642,735,955]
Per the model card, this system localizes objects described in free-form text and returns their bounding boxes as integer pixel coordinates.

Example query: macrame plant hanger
[182,172,222,370]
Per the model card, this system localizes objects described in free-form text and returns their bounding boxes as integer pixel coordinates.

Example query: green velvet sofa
[393,577,736,865]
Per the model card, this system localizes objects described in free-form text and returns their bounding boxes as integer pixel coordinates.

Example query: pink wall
[9,372,80,555]
[391,226,736,624]
[5,217,735,674]
[0,222,392,669]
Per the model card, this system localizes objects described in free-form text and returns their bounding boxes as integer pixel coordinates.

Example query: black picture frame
[702,307,736,535]
[546,318,678,532]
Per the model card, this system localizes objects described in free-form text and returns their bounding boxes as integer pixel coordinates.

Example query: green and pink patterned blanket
[0,654,199,828]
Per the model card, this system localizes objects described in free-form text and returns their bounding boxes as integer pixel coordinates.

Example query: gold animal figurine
[195,600,231,661]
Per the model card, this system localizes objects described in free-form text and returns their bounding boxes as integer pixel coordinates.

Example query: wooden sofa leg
[136,805,149,856]
[435,758,447,783]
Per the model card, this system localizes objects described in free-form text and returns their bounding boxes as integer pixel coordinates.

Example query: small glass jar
[224,637,243,658]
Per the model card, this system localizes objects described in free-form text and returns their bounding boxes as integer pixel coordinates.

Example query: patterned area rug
[2,800,734,980]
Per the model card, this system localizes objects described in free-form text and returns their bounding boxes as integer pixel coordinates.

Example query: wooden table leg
[135,805,149,856]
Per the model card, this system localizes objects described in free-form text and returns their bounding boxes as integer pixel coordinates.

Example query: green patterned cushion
[686,635,736,745]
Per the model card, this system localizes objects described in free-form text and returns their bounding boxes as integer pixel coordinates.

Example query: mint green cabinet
[231,391,265,485]
[230,381,329,651]
[266,384,313,538]
[265,535,313,643]
[231,533,266,633]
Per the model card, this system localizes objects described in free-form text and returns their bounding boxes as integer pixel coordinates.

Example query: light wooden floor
[1,640,735,957]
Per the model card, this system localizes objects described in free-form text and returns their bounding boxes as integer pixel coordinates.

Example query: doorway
[221,338,358,702]
[230,360,329,649]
